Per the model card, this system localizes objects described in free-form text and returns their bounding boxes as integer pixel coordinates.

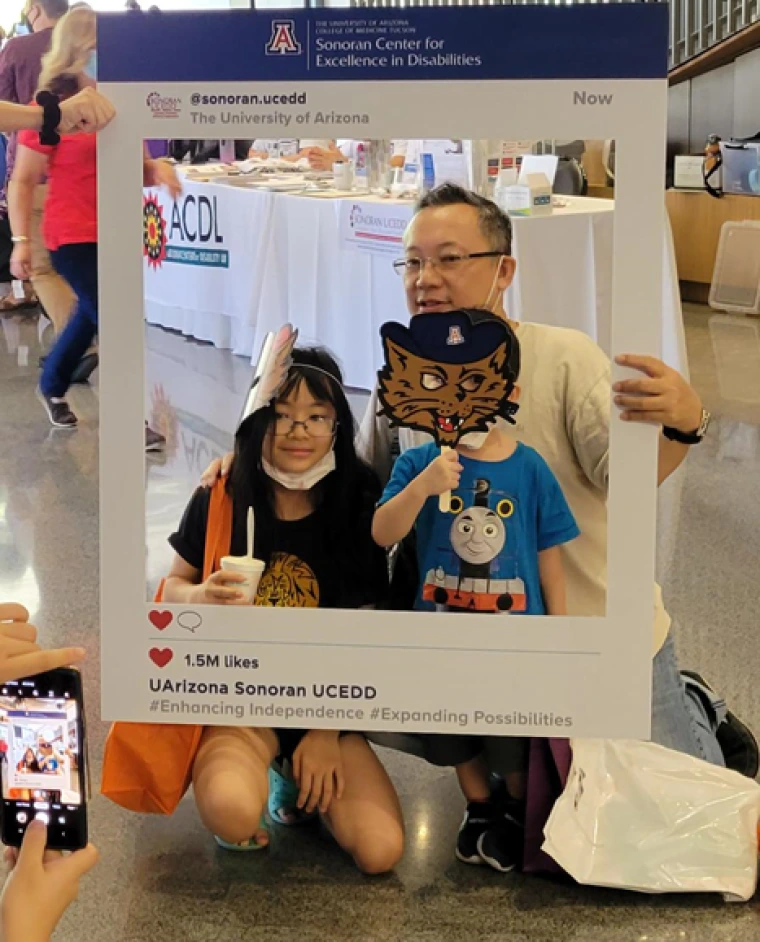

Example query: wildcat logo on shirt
[265,20,302,56]
[255,553,319,607]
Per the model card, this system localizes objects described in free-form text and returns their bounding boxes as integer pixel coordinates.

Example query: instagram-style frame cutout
[98,6,668,738]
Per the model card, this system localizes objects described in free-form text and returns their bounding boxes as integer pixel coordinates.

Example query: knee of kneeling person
[352,833,404,875]
[197,787,262,843]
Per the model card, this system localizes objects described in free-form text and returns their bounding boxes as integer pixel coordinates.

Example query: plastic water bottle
[219,140,235,164]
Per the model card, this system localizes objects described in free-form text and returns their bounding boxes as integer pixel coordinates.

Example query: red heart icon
[149,611,173,631]
[149,648,173,669]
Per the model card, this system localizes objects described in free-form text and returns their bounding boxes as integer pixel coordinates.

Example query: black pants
[416,732,529,777]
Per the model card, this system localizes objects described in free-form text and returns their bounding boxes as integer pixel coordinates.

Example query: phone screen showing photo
[0,669,87,850]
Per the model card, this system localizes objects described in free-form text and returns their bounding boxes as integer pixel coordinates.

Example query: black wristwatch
[662,408,711,445]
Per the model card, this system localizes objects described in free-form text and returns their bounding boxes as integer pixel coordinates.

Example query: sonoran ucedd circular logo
[143,195,167,270]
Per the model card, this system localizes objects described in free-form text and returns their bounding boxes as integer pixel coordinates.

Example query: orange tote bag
[101,481,233,814]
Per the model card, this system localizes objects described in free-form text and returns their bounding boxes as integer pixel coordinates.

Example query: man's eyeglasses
[392,251,503,277]
[273,414,337,437]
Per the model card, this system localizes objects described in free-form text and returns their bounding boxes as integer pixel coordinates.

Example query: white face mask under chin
[262,450,336,490]
[458,415,512,450]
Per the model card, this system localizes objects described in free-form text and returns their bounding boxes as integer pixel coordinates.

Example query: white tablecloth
[144,185,685,389]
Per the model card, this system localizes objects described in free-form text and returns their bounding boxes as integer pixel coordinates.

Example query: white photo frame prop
[98,6,668,738]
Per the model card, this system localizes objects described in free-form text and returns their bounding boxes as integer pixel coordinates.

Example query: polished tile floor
[0,305,758,941]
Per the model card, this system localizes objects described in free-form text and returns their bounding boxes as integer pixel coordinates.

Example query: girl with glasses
[163,346,404,873]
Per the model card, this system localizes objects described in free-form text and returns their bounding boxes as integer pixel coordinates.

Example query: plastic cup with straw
[221,506,264,603]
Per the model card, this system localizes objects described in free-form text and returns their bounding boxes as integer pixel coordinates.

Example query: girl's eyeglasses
[273,415,337,437]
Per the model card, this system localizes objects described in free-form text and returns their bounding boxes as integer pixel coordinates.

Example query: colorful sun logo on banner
[143,195,167,270]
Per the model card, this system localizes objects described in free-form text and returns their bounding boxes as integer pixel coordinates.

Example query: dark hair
[416,183,513,256]
[228,347,382,606]
[47,74,79,99]
[21,748,40,773]
[465,307,521,383]
[38,0,69,19]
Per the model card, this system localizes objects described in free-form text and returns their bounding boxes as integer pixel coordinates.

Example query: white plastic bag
[542,739,760,901]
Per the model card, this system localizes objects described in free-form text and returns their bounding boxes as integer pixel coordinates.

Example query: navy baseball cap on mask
[380,308,520,383]
[377,308,521,445]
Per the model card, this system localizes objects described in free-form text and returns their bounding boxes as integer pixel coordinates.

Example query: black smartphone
[0,668,88,851]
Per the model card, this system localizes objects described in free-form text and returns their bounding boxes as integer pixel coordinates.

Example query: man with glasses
[204,182,757,866]
[357,182,756,866]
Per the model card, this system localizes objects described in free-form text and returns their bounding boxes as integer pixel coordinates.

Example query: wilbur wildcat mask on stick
[377,309,520,449]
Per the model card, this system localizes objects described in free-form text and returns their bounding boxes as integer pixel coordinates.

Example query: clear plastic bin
[720,142,760,196]
[709,315,760,403]
[709,221,760,315]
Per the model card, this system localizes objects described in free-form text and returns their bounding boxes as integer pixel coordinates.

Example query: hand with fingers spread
[0,605,85,684]
[1,820,99,942]
[613,355,703,433]
[292,731,345,816]
[192,570,249,606]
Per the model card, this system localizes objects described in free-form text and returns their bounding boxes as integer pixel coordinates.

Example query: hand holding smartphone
[1,820,99,942]
[0,669,88,852]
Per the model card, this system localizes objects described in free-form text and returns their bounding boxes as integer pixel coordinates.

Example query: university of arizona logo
[265,20,301,56]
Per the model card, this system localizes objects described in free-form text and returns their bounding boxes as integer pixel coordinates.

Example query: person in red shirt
[9,6,179,436]
[0,0,73,322]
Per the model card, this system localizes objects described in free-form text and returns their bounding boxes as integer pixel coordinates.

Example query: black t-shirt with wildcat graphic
[169,486,387,609]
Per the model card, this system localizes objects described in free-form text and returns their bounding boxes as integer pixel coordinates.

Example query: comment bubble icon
[178,611,202,633]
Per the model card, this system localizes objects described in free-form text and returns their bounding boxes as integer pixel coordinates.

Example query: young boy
[372,310,579,873]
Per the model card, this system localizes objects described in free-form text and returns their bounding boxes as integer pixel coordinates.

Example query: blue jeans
[651,626,725,766]
[40,243,98,399]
